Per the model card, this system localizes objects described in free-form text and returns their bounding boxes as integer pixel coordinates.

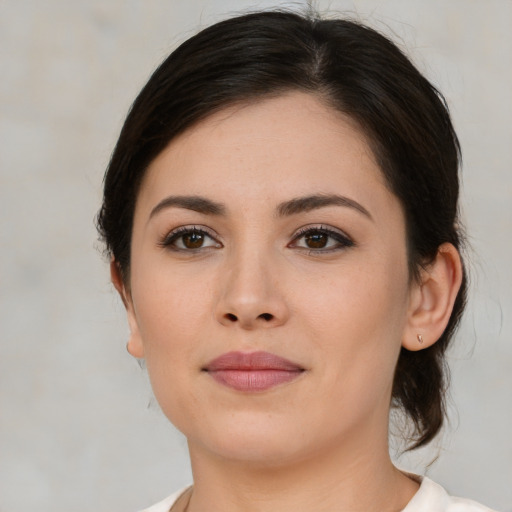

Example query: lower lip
[208,369,303,392]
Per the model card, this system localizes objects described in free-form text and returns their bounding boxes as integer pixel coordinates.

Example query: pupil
[305,232,328,248]
[183,232,204,248]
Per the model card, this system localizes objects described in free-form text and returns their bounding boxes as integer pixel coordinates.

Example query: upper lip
[203,351,304,372]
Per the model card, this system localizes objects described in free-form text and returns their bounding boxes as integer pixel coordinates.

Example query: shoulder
[137,486,191,512]
[403,476,497,512]
[137,479,497,512]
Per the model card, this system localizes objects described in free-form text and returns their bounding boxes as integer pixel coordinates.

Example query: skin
[112,92,462,512]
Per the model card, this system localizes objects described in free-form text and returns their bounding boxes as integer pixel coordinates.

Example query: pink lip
[203,351,305,392]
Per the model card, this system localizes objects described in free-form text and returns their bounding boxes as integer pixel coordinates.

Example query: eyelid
[289,224,355,250]
[159,225,222,250]
[158,223,353,252]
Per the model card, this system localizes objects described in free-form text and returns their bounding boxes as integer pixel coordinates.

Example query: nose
[214,250,290,330]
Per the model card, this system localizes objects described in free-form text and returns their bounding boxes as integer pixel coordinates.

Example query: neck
[186,428,419,512]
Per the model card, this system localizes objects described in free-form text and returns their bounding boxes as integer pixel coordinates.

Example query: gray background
[1,1,510,511]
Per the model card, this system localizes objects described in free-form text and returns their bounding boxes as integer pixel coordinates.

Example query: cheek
[132,273,211,429]
[130,263,212,378]
[299,259,408,333]
[294,256,410,385]
[132,254,213,334]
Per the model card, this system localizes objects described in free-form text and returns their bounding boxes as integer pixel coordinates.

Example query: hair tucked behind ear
[97,9,467,449]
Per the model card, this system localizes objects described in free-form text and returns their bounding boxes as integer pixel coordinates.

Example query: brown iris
[182,232,205,249]
[305,232,329,248]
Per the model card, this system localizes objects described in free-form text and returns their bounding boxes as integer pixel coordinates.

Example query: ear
[110,260,145,359]
[402,243,463,352]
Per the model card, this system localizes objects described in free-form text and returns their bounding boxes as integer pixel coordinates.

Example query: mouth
[202,351,305,392]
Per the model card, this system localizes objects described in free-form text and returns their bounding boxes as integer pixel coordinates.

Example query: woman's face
[124,92,417,466]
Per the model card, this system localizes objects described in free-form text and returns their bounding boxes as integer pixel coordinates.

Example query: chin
[185,411,314,466]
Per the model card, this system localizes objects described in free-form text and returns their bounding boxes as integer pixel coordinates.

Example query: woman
[97,10,495,512]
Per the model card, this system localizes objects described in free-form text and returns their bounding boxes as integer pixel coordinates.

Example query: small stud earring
[417,334,424,344]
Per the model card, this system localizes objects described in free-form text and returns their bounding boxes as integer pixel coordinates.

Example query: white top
[139,477,496,512]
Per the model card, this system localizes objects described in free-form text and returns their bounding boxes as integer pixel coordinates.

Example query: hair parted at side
[97,9,467,450]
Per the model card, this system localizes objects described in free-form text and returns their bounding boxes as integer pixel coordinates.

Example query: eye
[290,225,354,252]
[160,226,221,251]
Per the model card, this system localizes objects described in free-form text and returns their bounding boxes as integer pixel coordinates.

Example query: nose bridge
[215,236,288,328]
[230,243,271,297]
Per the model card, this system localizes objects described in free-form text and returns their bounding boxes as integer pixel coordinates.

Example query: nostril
[221,312,275,324]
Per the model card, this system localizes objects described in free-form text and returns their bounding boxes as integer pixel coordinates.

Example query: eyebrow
[149,193,371,220]
[276,194,372,219]
[149,195,226,219]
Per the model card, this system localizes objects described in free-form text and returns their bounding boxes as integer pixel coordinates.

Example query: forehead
[137,92,393,217]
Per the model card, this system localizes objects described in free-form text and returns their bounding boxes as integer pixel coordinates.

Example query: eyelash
[159,224,354,254]
[158,226,220,252]
[290,225,355,254]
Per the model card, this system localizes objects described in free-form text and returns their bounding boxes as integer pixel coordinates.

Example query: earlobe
[110,260,145,359]
[402,243,463,352]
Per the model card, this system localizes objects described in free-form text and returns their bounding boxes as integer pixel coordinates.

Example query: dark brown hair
[97,10,467,449]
